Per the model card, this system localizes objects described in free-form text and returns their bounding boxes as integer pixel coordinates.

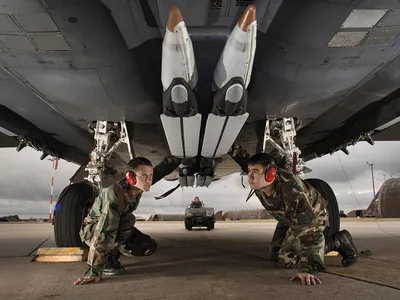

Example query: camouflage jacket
[190,201,203,208]
[229,142,328,274]
[81,155,181,277]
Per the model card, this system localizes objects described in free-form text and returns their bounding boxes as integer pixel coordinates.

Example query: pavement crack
[160,237,400,291]
[324,271,400,291]
[364,256,397,264]
[27,237,50,256]
[0,255,32,259]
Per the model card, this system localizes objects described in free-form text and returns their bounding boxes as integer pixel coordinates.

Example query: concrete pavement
[0,220,399,300]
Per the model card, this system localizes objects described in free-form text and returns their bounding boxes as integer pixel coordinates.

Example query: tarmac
[0,219,399,300]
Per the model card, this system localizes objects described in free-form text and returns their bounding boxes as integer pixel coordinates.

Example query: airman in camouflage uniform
[190,196,203,208]
[74,155,181,285]
[228,142,358,285]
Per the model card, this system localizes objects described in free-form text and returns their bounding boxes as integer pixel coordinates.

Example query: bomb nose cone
[167,6,184,32]
[238,5,256,32]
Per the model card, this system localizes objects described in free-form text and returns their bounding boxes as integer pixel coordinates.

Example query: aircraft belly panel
[0,132,18,147]
[247,2,400,120]
[12,67,124,123]
[268,64,381,120]
[0,69,93,153]
[97,64,161,124]
[297,58,400,148]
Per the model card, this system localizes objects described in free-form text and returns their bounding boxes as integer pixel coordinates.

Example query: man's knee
[125,214,136,225]
[124,228,158,256]
[275,233,301,267]
[119,214,136,231]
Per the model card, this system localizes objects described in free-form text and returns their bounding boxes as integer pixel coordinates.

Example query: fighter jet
[1,0,399,247]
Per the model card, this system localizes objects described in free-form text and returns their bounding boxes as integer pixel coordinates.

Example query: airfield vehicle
[184,203,215,231]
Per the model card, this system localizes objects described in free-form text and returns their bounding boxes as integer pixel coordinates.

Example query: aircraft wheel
[53,182,94,247]
[304,178,340,238]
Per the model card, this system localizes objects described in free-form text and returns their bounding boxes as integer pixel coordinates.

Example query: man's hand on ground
[290,273,322,285]
[73,275,101,285]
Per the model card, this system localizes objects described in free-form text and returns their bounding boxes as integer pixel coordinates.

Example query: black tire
[54,182,94,247]
[305,178,340,238]
[186,218,193,231]
[184,219,190,230]
[206,219,213,231]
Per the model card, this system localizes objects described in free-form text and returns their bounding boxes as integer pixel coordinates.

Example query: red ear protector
[264,165,277,183]
[126,171,137,186]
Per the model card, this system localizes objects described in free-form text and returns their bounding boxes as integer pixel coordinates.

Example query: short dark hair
[127,157,152,172]
[247,153,276,169]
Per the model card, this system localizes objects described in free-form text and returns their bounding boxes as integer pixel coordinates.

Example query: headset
[120,170,136,189]
[264,163,277,183]
[126,170,136,186]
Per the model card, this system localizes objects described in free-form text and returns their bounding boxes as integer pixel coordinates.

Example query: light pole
[48,158,59,223]
[366,161,376,197]
[366,161,377,216]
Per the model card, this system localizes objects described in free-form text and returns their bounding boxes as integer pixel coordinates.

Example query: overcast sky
[1,141,400,218]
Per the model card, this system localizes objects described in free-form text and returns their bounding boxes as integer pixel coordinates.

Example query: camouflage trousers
[270,221,327,274]
[80,213,157,257]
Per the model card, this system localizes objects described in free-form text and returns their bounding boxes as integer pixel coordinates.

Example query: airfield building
[364,178,400,218]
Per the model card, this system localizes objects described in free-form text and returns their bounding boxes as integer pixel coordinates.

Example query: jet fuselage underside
[1,0,400,180]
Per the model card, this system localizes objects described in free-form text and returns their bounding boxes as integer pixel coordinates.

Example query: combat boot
[267,245,280,262]
[103,251,126,276]
[331,230,358,267]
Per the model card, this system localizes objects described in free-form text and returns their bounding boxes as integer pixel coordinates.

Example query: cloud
[1,141,400,217]
[305,141,400,184]
[0,199,50,216]
[303,141,400,212]
[0,147,79,202]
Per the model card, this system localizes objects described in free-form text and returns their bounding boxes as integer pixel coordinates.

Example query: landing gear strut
[262,118,340,237]
[262,118,305,175]
[85,121,133,192]
[53,121,133,247]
